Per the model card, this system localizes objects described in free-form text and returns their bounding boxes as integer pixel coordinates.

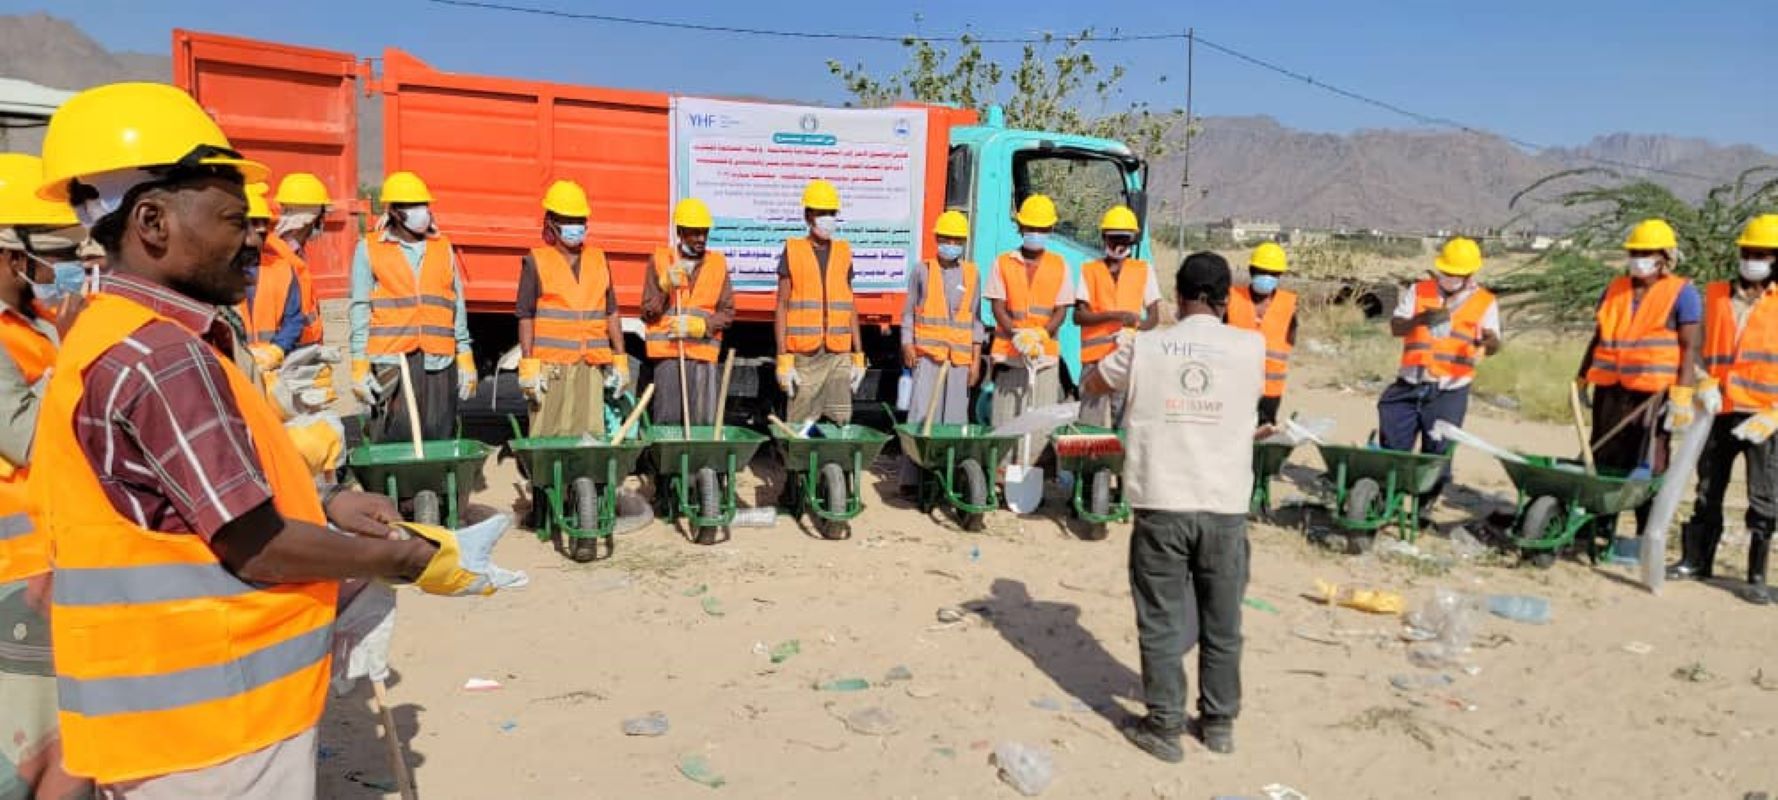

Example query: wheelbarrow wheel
[413,490,441,526]
[1520,495,1563,569]
[816,462,850,540]
[959,458,988,532]
[1081,468,1113,541]
[569,477,600,563]
[1343,478,1382,527]
[694,467,722,545]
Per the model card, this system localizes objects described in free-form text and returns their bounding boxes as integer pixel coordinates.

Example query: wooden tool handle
[675,293,692,438]
[611,384,655,445]
[766,414,801,439]
[1570,382,1597,476]
[713,350,736,440]
[372,679,418,800]
[920,354,949,437]
[396,356,424,459]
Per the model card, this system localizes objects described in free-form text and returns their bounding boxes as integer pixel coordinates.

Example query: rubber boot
[1744,532,1771,606]
[1666,522,1716,580]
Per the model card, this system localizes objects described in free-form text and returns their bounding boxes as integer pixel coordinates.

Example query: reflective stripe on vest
[1227,286,1296,398]
[0,310,54,582]
[266,236,323,347]
[783,238,854,354]
[1078,259,1150,365]
[1702,280,1778,413]
[1585,275,1686,392]
[1400,280,1493,381]
[34,292,335,784]
[238,253,295,346]
[989,250,1067,359]
[531,246,614,365]
[366,235,457,357]
[645,246,726,362]
[912,259,978,367]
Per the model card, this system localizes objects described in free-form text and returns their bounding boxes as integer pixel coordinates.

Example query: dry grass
[1471,333,1588,424]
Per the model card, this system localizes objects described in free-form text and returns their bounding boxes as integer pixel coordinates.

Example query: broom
[1052,431,1124,460]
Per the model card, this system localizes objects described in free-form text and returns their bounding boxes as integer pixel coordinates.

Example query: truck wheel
[694,467,721,545]
[413,490,441,526]
[570,477,599,562]
[1520,496,1563,569]
[959,458,988,532]
[816,462,850,540]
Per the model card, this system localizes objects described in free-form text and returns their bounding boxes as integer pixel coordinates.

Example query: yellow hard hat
[245,182,272,220]
[1249,242,1288,273]
[380,171,433,205]
[673,197,713,229]
[1016,194,1058,228]
[542,179,590,218]
[1434,237,1483,276]
[37,82,266,202]
[1737,214,1778,250]
[274,172,331,207]
[1100,205,1140,233]
[801,179,840,212]
[1623,218,1677,251]
[934,209,969,239]
[0,154,79,227]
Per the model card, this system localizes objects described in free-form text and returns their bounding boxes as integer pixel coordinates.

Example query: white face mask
[1741,258,1774,283]
[399,206,432,235]
[811,215,837,239]
[1437,274,1469,294]
[1628,256,1660,278]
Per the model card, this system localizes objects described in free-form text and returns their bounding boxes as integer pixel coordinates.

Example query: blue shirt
[244,270,305,353]
[348,231,473,370]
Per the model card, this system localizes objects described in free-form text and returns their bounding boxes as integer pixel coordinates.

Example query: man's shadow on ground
[964,578,1142,726]
[317,669,426,798]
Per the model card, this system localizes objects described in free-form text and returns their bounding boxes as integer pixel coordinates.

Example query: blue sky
[16,0,1778,150]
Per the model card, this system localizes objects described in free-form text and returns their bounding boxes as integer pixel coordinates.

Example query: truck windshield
[1011,150,1134,252]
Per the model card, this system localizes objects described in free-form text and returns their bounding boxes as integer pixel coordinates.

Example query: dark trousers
[1376,379,1468,506]
[1686,412,1778,543]
[1129,509,1249,731]
[1257,396,1282,427]
[372,350,460,443]
[1590,384,1668,536]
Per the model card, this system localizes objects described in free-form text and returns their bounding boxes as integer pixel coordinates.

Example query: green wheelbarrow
[1501,455,1660,568]
[1314,442,1452,553]
[1251,440,1298,516]
[1053,424,1129,539]
[505,419,649,562]
[773,423,891,540]
[645,425,768,545]
[346,439,491,528]
[895,419,1019,532]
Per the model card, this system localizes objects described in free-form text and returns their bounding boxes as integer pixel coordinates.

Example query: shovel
[1003,362,1045,514]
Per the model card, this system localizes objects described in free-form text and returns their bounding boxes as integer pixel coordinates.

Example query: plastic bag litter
[1313,580,1404,614]
[621,711,669,736]
[844,706,899,736]
[1403,587,1482,668]
[1260,415,1335,446]
[992,741,1054,796]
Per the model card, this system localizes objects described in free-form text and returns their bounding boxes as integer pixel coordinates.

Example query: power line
[422,0,1732,184]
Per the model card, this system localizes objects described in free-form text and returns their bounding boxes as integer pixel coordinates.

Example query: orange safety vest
[530,246,614,366]
[782,238,853,354]
[237,252,295,347]
[989,250,1067,359]
[1228,286,1297,398]
[1078,258,1150,365]
[1400,280,1494,381]
[365,235,457,357]
[1702,281,1778,413]
[1586,275,1686,393]
[0,309,55,582]
[645,246,726,363]
[911,259,977,367]
[267,235,322,347]
[31,292,335,784]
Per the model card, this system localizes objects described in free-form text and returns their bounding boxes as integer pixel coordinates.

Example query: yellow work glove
[517,357,545,400]
[1665,384,1696,431]
[674,315,708,339]
[1734,409,1778,445]
[351,358,379,405]
[456,351,478,402]
[776,353,799,398]
[657,261,690,292]
[605,358,630,391]
[1698,376,1724,416]
[394,516,526,597]
[285,413,345,476]
[249,343,285,372]
[311,363,337,405]
[849,352,867,393]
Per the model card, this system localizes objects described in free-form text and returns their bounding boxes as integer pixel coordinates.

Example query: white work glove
[276,345,340,413]
[605,360,630,392]
[351,359,387,406]
[776,354,799,399]
[1698,377,1724,417]
[1115,327,1138,348]
[396,513,529,597]
[456,352,478,402]
[331,580,396,696]
[848,353,866,393]
[1734,410,1778,445]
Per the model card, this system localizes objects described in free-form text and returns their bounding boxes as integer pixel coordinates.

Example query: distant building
[1285,228,1330,247]
[1207,217,1282,245]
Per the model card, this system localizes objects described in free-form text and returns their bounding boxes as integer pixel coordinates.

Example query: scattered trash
[1389,673,1455,691]
[969,545,981,563]
[701,596,725,617]
[992,741,1054,796]
[815,678,871,692]
[905,685,941,700]
[1448,527,1485,560]
[1673,662,1713,683]
[1242,597,1280,614]
[936,606,968,624]
[1754,669,1778,691]
[344,770,398,792]
[883,664,913,682]
[677,754,727,788]
[732,507,778,527]
[1313,580,1404,615]
[769,640,801,664]
[682,584,708,597]
[621,711,670,737]
[1609,536,1642,565]
[1403,587,1482,669]
[843,706,899,736]
[1485,594,1551,624]
[462,677,503,692]
[1263,784,1310,800]
[932,746,957,759]
[499,720,518,732]
[1623,641,1655,656]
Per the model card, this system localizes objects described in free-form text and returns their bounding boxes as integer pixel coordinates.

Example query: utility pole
[1177,28,1194,255]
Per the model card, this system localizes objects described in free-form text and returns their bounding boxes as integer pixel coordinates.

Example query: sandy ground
[312,353,1778,800]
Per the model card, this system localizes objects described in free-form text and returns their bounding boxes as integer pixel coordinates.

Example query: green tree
[1498,167,1778,324]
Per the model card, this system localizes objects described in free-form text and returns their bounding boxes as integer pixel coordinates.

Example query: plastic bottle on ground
[1485,594,1551,624]
[896,368,913,411]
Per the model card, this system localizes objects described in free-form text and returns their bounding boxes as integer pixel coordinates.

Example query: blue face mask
[937,243,965,262]
[557,223,587,247]
[1250,274,1280,295]
[1021,232,1048,252]
[26,259,86,305]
